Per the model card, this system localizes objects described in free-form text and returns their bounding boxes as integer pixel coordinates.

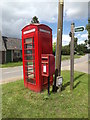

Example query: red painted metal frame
[41,54,55,77]
[22,24,53,92]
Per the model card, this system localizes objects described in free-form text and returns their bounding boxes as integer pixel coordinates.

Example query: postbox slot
[41,61,48,64]
[41,56,48,64]
[41,57,48,59]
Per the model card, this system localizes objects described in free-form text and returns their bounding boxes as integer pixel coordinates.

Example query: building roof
[5,37,22,50]
[0,32,6,51]
[0,35,22,51]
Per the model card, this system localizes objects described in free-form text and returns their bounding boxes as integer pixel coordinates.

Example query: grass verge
[1,61,23,68]
[62,55,82,61]
[1,55,82,68]
[2,70,88,118]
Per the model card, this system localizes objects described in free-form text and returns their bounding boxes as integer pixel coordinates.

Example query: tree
[84,39,88,46]
[53,42,56,55]
[86,19,90,45]
[74,37,78,51]
[61,45,70,55]
[77,43,87,54]
[31,16,40,24]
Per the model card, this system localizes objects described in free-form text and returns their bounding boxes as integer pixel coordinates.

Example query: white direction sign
[75,26,85,32]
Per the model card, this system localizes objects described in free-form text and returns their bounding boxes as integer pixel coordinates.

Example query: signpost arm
[70,23,75,91]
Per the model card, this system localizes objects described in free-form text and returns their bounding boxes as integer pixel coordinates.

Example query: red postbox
[22,24,55,92]
[41,54,55,77]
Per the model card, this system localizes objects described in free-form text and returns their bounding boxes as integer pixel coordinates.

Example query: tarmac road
[0,54,89,84]
[61,54,89,74]
[0,66,23,84]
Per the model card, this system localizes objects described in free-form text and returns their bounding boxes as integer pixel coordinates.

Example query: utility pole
[53,0,64,92]
[70,23,75,91]
[56,0,64,76]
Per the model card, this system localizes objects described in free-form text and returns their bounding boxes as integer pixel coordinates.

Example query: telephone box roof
[22,24,52,31]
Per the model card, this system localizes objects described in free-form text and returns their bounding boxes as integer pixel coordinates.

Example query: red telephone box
[22,24,54,92]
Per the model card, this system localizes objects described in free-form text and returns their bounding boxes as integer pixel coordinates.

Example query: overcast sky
[0,0,89,45]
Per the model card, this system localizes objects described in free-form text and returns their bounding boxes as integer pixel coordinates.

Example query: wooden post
[48,76,50,95]
[52,69,58,92]
[56,0,64,76]
[70,23,75,90]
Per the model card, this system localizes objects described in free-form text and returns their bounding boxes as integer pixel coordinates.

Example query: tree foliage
[31,16,39,24]
[52,37,89,56]
[61,45,70,55]
[77,44,87,54]
[86,19,90,44]
[84,39,88,46]
[74,37,78,51]
[53,42,56,55]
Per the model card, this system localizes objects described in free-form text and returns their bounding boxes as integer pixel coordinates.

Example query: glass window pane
[26,50,32,54]
[24,37,36,84]
[25,38,32,43]
[27,44,32,48]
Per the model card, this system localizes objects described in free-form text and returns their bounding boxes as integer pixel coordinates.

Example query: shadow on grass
[62,73,85,91]
[74,73,85,81]
[73,81,81,89]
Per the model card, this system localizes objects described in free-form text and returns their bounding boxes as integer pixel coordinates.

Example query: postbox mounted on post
[22,23,55,92]
[41,54,55,77]
[41,54,55,94]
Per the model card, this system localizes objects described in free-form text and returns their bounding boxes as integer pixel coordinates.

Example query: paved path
[0,54,89,84]
[62,54,89,74]
[61,54,88,67]
[62,61,89,74]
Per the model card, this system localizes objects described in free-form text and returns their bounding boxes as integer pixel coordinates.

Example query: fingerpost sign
[75,26,85,32]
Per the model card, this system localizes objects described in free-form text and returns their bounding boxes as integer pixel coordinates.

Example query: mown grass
[2,71,88,118]
[1,55,82,68]
[1,61,23,68]
[62,55,82,61]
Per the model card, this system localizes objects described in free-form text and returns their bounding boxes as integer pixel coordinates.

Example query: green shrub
[53,42,56,56]
[61,45,70,55]
[78,51,84,55]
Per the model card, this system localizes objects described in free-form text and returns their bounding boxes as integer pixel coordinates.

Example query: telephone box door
[24,37,36,84]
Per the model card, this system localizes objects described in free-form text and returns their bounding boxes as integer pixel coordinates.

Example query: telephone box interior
[22,24,54,92]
